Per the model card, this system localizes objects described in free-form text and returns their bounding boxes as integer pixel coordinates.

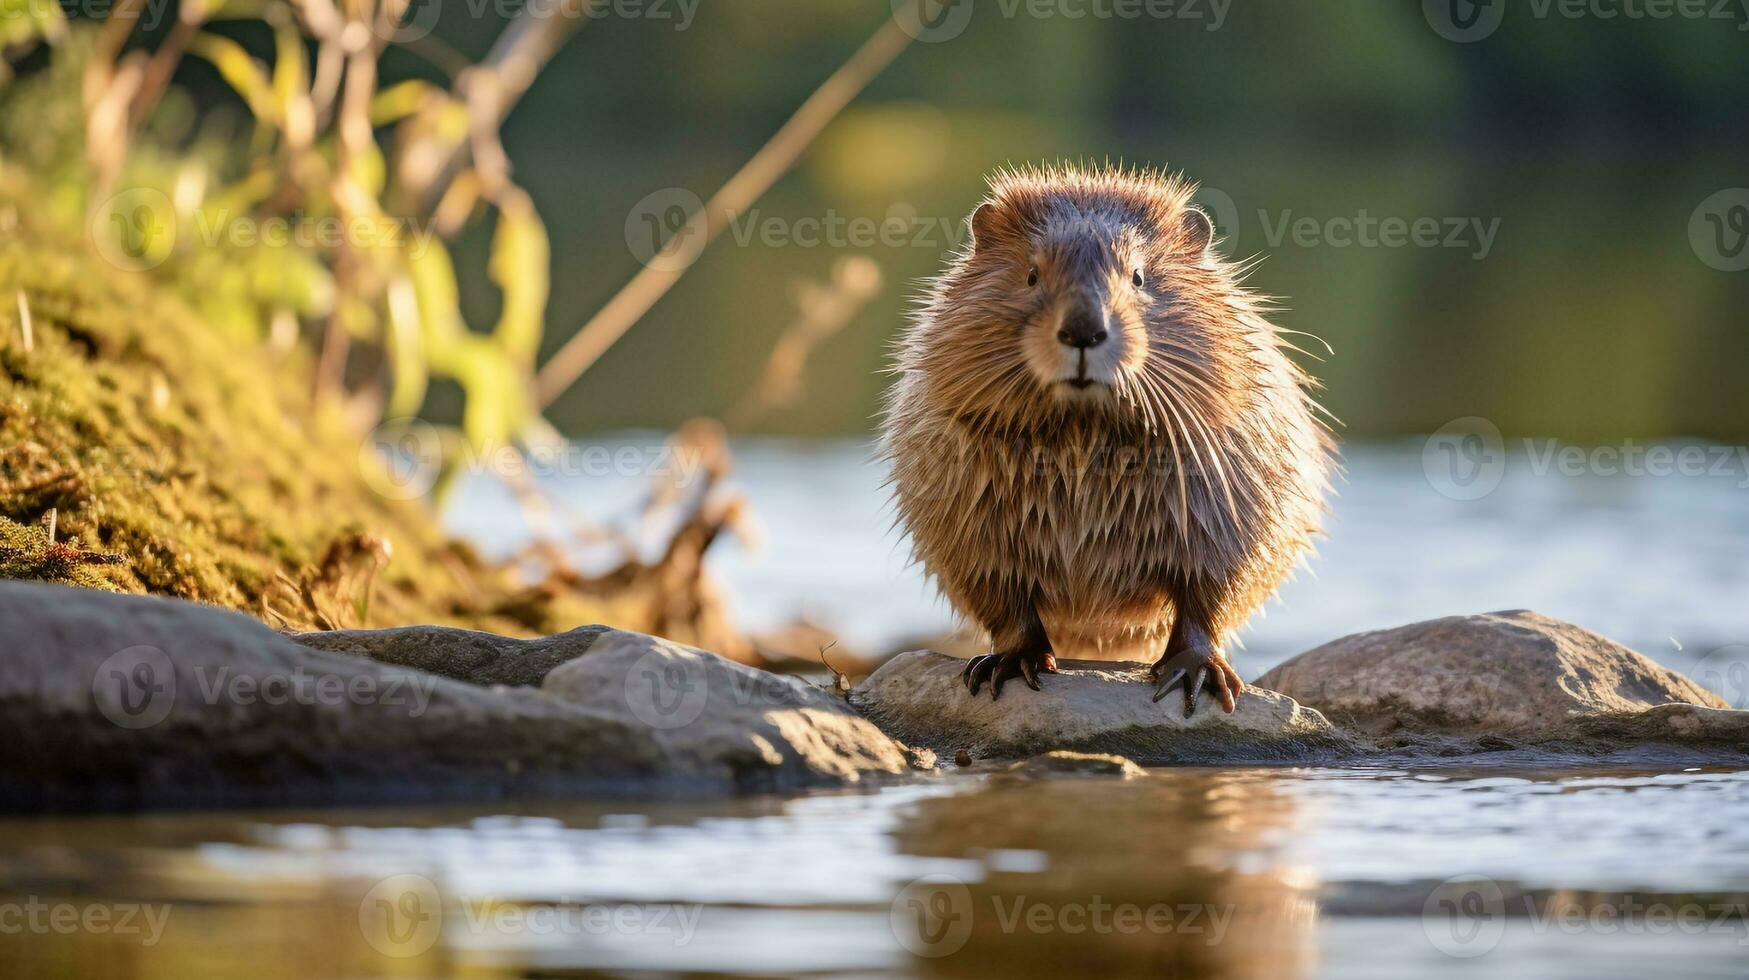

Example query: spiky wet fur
[881,164,1335,662]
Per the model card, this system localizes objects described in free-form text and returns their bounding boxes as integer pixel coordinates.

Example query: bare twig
[532,9,919,409]
[14,289,32,353]
[729,256,882,430]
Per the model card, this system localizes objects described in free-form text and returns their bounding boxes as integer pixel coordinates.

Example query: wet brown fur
[881,164,1335,668]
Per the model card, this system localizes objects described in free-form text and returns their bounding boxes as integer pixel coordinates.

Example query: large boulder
[0,582,909,812]
[850,651,1358,764]
[0,582,668,811]
[288,624,610,687]
[541,631,911,786]
[1257,610,1741,751]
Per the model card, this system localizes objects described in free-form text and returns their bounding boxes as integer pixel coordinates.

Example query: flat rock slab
[1257,610,1745,756]
[851,652,1359,764]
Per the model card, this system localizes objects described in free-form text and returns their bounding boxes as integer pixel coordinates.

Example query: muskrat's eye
[1027,266,1038,287]
[1132,269,1145,288]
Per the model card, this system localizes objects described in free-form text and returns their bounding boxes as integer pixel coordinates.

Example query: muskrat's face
[1007,214,1164,401]
[915,168,1224,421]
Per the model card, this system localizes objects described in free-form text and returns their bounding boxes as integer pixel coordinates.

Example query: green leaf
[407,238,467,368]
[188,33,279,125]
[488,191,549,367]
[385,274,428,418]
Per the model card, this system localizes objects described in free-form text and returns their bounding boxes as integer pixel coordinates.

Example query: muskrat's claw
[1150,650,1243,718]
[962,651,1056,700]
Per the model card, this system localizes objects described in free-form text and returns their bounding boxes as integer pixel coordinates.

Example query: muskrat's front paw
[1149,649,1244,718]
[961,650,1058,701]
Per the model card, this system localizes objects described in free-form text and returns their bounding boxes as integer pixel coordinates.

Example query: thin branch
[532,9,918,409]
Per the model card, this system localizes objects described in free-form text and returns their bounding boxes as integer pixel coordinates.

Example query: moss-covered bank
[0,167,609,634]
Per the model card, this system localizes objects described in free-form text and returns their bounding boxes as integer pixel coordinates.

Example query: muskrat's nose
[1057,308,1109,349]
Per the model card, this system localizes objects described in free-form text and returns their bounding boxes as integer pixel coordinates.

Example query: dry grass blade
[14,289,32,352]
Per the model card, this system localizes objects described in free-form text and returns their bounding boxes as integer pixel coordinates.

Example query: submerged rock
[850,651,1357,764]
[1001,750,1146,779]
[541,630,909,787]
[1257,610,1741,753]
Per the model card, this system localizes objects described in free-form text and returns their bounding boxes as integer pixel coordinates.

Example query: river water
[3,438,1746,977]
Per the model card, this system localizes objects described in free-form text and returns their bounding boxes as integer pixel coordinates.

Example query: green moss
[0,514,123,591]
[0,166,609,634]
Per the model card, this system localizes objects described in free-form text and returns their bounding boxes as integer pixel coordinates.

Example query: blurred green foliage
[5,0,1748,442]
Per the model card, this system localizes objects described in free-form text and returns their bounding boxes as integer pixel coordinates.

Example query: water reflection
[3,767,1748,978]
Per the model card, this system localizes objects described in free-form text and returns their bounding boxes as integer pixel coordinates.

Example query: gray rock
[1257,610,1742,752]
[0,582,678,811]
[287,623,609,687]
[0,582,906,811]
[849,651,1358,764]
[541,631,910,786]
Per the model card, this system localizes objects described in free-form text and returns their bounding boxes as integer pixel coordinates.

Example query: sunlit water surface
[4,767,1749,977]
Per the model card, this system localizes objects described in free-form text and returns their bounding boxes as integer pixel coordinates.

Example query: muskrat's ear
[1182,207,1215,254]
[969,202,1004,252]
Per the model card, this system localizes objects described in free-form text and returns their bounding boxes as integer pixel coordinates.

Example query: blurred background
[6,4,1749,978]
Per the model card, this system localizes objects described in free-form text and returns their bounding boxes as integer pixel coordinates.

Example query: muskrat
[881,164,1334,716]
